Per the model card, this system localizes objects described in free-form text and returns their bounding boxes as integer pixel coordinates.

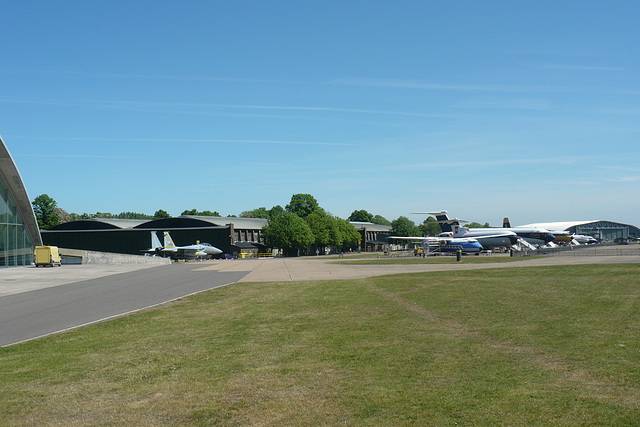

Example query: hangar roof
[518,221,599,231]
[350,222,392,232]
[49,218,150,230]
[178,215,268,229]
[51,216,270,231]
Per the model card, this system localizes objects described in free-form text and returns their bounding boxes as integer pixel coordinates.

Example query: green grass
[1,264,639,425]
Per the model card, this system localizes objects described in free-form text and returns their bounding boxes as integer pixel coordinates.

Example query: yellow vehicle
[34,246,62,267]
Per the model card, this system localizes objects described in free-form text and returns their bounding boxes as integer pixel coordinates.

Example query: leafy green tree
[94,212,113,218]
[371,215,391,226]
[181,209,220,216]
[262,211,314,256]
[116,212,153,219]
[153,209,171,219]
[391,216,420,237]
[69,212,92,221]
[348,209,374,222]
[32,194,60,229]
[326,216,343,248]
[336,218,361,250]
[305,210,332,248]
[419,216,442,236]
[54,207,71,224]
[285,193,319,219]
[268,205,285,219]
[240,207,270,219]
[466,221,491,228]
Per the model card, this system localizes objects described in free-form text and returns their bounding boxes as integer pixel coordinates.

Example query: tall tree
[240,207,270,219]
[153,209,171,219]
[466,222,491,228]
[285,193,319,219]
[419,216,442,236]
[391,216,420,237]
[181,209,220,216]
[305,210,332,248]
[336,218,361,250]
[371,215,391,226]
[54,207,71,224]
[348,209,374,222]
[32,194,60,229]
[262,211,314,256]
[268,205,285,219]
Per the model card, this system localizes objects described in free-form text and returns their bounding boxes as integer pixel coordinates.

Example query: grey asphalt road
[0,263,250,347]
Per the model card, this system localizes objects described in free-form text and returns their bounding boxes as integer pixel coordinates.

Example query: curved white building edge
[0,135,42,267]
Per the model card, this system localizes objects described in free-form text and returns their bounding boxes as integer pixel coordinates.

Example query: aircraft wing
[474,233,516,239]
[472,233,518,245]
[176,247,199,255]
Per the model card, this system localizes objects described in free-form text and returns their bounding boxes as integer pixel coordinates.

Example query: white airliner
[571,234,598,244]
[498,217,557,246]
[414,211,519,249]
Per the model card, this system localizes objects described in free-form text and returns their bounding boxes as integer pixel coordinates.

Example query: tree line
[31,193,492,254]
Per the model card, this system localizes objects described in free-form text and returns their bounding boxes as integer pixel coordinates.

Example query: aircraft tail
[163,231,177,249]
[151,231,162,250]
[413,211,465,233]
[431,211,453,232]
[503,217,511,228]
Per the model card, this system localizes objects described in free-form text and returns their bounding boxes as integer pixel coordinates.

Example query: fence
[514,244,640,258]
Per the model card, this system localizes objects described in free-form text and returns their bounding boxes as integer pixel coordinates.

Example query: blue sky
[1,1,639,226]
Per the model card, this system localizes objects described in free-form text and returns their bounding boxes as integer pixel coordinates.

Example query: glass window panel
[0,224,6,267]
[8,224,17,266]
[6,196,16,224]
[0,178,7,224]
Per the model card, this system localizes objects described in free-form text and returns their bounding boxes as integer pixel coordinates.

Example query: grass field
[1,264,639,425]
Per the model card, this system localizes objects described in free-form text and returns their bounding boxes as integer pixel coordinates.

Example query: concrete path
[197,252,640,283]
[0,263,166,297]
[0,263,249,347]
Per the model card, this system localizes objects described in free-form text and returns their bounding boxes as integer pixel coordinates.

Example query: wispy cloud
[11,136,348,147]
[608,176,640,183]
[533,63,624,72]
[0,97,449,119]
[16,153,158,159]
[458,97,552,111]
[330,78,640,96]
[0,67,279,84]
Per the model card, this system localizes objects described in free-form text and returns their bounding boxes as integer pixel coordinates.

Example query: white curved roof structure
[0,136,42,247]
[519,221,599,231]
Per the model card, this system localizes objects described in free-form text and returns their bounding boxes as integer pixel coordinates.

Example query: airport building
[0,137,42,267]
[350,222,392,252]
[42,216,269,258]
[522,221,640,242]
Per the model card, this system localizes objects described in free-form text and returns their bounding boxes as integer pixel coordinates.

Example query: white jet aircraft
[162,231,223,259]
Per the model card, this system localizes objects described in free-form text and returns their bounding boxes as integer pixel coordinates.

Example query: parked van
[34,246,62,267]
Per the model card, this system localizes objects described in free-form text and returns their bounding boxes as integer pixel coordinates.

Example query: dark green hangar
[41,216,269,257]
